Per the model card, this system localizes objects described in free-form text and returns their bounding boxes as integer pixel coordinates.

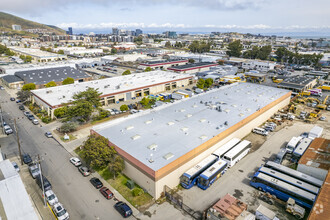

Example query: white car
[32,119,39,125]
[52,203,69,220]
[4,125,13,135]
[69,157,81,166]
[45,190,58,206]
[12,162,20,172]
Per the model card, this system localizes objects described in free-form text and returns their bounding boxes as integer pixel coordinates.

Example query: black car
[35,175,52,191]
[23,154,32,164]
[90,177,103,189]
[114,201,133,218]
[19,105,25,110]
[10,97,15,101]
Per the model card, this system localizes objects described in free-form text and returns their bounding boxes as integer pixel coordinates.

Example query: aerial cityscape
[0,1,329,220]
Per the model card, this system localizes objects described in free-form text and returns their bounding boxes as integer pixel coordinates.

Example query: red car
[99,187,113,200]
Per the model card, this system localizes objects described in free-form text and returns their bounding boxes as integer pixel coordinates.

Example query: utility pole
[13,119,23,165]
[37,154,47,207]
[0,104,5,135]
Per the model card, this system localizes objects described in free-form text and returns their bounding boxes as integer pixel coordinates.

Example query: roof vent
[179,109,185,112]
[163,153,174,160]
[199,118,206,123]
[181,127,189,132]
[199,135,207,140]
[145,120,152,124]
[186,114,192,118]
[147,144,157,150]
[131,135,141,140]
[125,125,134,130]
[239,113,244,117]
[231,104,237,108]
[167,121,175,126]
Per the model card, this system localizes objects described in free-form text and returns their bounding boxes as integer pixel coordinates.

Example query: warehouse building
[277,76,317,93]
[167,62,218,74]
[1,75,24,89]
[138,59,188,70]
[9,47,67,62]
[297,138,329,181]
[31,70,193,118]
[91,83,291,198]
[14,66,92,89]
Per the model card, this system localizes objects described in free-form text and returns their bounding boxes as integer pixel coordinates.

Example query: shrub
[132,188,143,197]
[60,122,77,133]
[54,107,68,118]
[41,116,51,123]
[120,105,129,111]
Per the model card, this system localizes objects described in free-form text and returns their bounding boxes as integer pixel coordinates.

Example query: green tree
[188,58,195,63]
[16,90,30,102]
[122,70,131,75]
[22,83,36,91]
[226,40,243,57]
[25,55,32,63]
[72,87,102,108]
[60,122,77,133]
[120,105,129,111]
[197,78,205,89]
[19,55,25,60]
[111,48,117,54]
[68,100,93,121]
[45,81,57,87]
[62,77,74,85]
[205,78,214,88]
[165,41,171,48]
[257,45,272,60]
[40,46,46,51]
[54,106,68,118]
[275,47,288,63]
[81,135,116,168]
[108,154,124,179]
[140,97,150,106]
[144,67,152,72]
[58,50,64,54]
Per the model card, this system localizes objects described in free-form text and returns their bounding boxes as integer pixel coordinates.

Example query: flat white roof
[93,83,289,171]
[32,70,192,107]
[0,160,38,220]
[9,47,66,59]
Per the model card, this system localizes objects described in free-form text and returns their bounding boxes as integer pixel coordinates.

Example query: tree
[62,77,74,85]
[218,60,224,65]
[60,122,77,133]
[45,81,57,87]
[25,55,32,63]
[188,59,195,63]
[258,45,272,60]
[22,83,36,91]
[188,40,211,53]
[165,41,171,48]
[68,100,94,121]
[81,135,117,168]
[54,106,68,118]
[16,90,30,102]
[108,154,124,179]
[144,67,152,72]
[40,46,46,51]
[122,70,131,75]
[72,87,102,108]
[197,78,205,89]
[275,47,288,63]
[120,105,129,111]
[58,50,64,54]
[205,78,214,88]
[226,40,243,57]
[140,97,150,106]
[111,48,117,54]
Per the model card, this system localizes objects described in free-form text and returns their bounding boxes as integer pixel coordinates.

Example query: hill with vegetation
[0,11,65,35]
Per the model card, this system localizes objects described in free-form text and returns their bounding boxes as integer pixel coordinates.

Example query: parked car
[16,99,21,103]
[4,125,13,135]
[24,111,30,116]
[114,201,133,218]
[52,203,69,220]
[32,119,39,125]
[28,163,40,178]
[35,175,52,191]
[19,105,25,110]
[69,157,82,167]
[99,187,113,200]
[23,153,32,164]
[0,86,4,90]
[320,116,326,121]
[27,115,35,120]
[90,177,103,189]
[45,190,59,206]
[252,127,269,136]
[45,132,53,138]
[10,97,15,101]
[78,166,90,177]
[12,162,20,172]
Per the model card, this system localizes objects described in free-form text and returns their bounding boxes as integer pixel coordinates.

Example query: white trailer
[308,126,323,139]
[255,205,279,220]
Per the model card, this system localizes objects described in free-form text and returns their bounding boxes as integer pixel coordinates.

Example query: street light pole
[0,104,5,135]
[13,119,23,165]
[37,154,47,207]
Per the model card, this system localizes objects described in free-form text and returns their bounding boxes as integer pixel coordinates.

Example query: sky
[2,0,330,35]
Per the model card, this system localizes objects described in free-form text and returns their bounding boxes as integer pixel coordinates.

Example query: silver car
[45,190,58,206]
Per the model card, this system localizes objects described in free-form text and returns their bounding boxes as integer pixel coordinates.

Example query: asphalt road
[0,89,131,220]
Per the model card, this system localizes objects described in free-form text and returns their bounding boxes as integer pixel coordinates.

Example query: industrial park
[0,2,330,220]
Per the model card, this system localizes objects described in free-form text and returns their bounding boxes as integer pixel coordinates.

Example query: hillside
[0,11,66,35]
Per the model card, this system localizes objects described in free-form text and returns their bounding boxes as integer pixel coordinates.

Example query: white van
[252,127,269,136]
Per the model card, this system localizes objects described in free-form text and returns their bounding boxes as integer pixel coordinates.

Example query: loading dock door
[126,92,132,100]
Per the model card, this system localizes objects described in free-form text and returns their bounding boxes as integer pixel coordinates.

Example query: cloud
[57,22,188,29]
[2,0,269,15]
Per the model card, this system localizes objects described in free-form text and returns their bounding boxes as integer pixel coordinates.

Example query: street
[0,89,130,220]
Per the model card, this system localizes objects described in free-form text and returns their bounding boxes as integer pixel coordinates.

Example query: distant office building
[163,31,177,38]
[68,27,73,35]
[112,28,119,35]
[12,25,22,31]
[136,29,143,36]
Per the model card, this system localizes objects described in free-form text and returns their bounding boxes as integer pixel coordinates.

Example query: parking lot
[177,111,330,219]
